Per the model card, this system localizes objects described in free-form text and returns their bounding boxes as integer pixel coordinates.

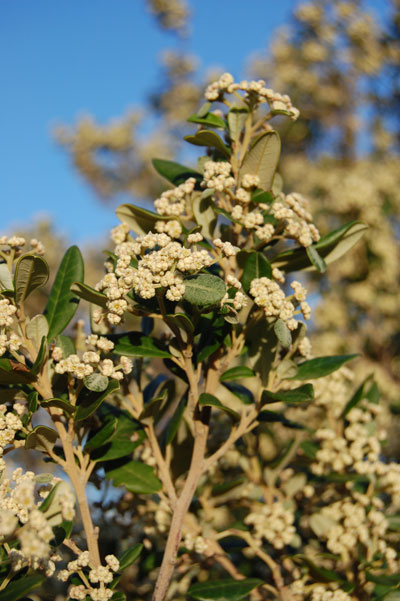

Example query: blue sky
[0,0,385,245]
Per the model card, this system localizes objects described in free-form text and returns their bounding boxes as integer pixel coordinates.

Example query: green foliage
[14,254,49,305]
[188,579,262,601]
[239,131,281,191]
[183,274,226,306]
[44,246,84,340]
[105,460,162,494]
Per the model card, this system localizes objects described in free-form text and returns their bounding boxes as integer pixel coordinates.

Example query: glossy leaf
[0,574,45,601]
[14,253,49,305]
[222,382,254,404]
[116,203,171,237]
[188,112,226,129]
[241,251,272,293]
[258,410,304,429]
[118,543,143,571]
[111,331,171,358]
[292,555,343,583]
[70,282,107,308]
[152,158,202,186]
[183,274,226,306]
[188,578,262,601]
[239,131,281,191]
[274,318,292,349]
[272,221,368,272]
[184,129,231,157]
[40,398,76,415]
[44,246,84,340]
[25,425,58,452]
[91,406,144,462]
[294,354,359,380]
[75,379,120,422]
[261,384,314,405]
[198,392,239,419]
[220,366,255,381]
[341,374,374,418]
[84,416,117,451]
[105,459,162,494]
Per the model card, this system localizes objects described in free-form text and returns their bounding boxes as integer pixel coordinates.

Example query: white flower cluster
[204,73,300,120]
[272,192,320,247]
[311,402,385,476]
[291,581,352,601]
[317,495,396,565]
[53,335,132,381]
[154,177,196,216]
[0,298,17,327]
[0,236,45,254]
[0,470,71,576]
[245,501,296,549]
[250,277,308,330]
[224,274,248,311]
[0,402,24,469]
[97,229,216,313]
[202,161,235,192]
[59,551,120,601]
[183,532,209,554]
[312,368,354,418]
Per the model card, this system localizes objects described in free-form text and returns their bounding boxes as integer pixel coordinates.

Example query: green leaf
[221,382,254,404]
[105,460,162,494]
[44,246,84,340]
[183,274,226,306]
[0,358,36,384]
[84,373,109,392]
[274,318,292,349]
[0,263,13,291]
[25,425,58,452]
[152,158,202,186]
[188,578,262,601]
[272,221,368,272]
[198,393,239,420]
[118,543,143,571]
[31,336,48,375]
[220,366,255,381]
[192,194,217,239]
[55,334,76,358]
[116,203,171,237]
[239,131,281,191]
[276,358,298,380]
[197,102,212,118]
[241,251,272,294]
[258,410,304,429]
[26,314,49,349]
[306,246,327,273]
[111,332,171,358]
[75,379,120,422]
[292,555,343,583]
[184,130,231,157]
[91,409,144,462]
[227,107,248,142]
[261,384,314,405]
[294,355,359,380]
[84,417,117,451]
[14,253,49,305]
[70,282,108,308]
[165,313,194,339]
[40,398,76,415]
[188,112,227,129]
[0,574,45,601]
[341,374,374,418]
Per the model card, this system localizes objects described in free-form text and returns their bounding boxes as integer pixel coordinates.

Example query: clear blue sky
[0,0,384,245]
